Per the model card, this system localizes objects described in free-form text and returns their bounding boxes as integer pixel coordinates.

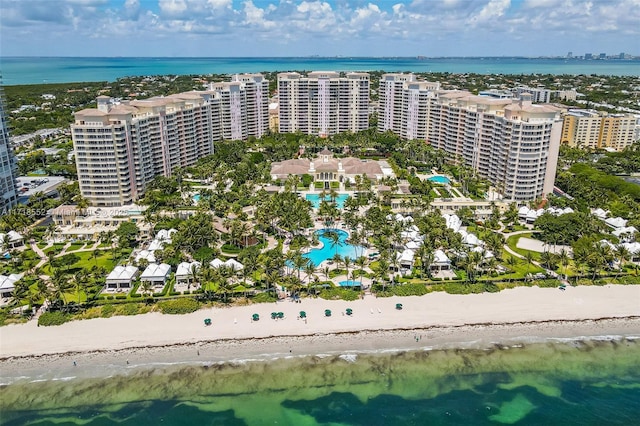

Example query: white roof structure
[155,228,177,242]
[432,249,450,264]
[176,261,201,278]
[405,241,421,250]
[0,231,24,244]
[591,208,609,219]
[396,249,415,264]
[518,206,530,217]
[462,233,482,246]
[612,226,637,240]
[605,217,628,229]
[140,263,171,280]
[621,242,640,255]
[443,214,461,232]
[0,273,22,293]
[135,249,156,264]
[210,258,225,268]
[148,240,165,252]
[106,266,138,282]
[473,246,495,258]
[225,259,244,271]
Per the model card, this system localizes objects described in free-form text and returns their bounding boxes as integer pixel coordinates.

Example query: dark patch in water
[1,400,246,426]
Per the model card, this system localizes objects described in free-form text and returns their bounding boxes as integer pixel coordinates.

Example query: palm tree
[91,248,101,267]
[557,248,570,281]
[304,261,317,286]
[615,245,630,278]
[326,230,343,257]
[523,251,535,277]
[355,256,367,287]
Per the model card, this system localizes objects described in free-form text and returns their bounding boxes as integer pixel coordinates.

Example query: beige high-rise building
[427,92,562,201]
[277,71,369,137]
[72,75,270,207]
[377,74,563,201]
[561,109,636,150]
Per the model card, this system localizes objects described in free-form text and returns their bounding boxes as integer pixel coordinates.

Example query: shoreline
[1,285,639,382]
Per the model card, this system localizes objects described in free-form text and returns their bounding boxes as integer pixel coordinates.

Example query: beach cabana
[140,263,171,287]
[105,265,138,290]
[430,249,451,271]
[209,258,225,268]
[224,259,244,272]
[605,217,628,229]
[0,231,24,249]
[0,273,22,300]
[175,261,201,285]
[396,249,415,269]
[135,249,156,264]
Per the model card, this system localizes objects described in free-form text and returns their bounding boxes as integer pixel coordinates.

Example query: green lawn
[41,249,128,275]
[506,233,542,261]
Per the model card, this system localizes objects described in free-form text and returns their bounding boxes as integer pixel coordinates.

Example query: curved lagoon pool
[303,229,364,266]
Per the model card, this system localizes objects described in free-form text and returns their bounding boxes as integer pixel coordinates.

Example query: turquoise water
[2,57,639,85]
[428,175,451,184]
[1,338,639,425]
[338,280,361,287]
[304,229,364,266]
[305,193,350,209]
[192,194,201,202]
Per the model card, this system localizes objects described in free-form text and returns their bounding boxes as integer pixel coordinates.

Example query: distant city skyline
[0,0,638,58]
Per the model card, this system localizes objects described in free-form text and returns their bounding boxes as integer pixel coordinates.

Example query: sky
[0,0,638,57]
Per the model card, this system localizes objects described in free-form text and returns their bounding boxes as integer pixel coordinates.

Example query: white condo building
[0,86,18,213]
[277,71,369,137]
[72,75,269,207]
[378,73,440,140]
[377,74,562,201]
[428,92,562,201]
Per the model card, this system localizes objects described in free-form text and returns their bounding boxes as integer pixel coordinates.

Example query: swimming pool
[305,193,350,209]
[193,194,201,202]
[303,229,364,267]
[338,280,361,287]
[427,175,451,185]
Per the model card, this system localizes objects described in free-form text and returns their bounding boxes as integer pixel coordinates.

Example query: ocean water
[1,338,639,425]
[1,57,639,85]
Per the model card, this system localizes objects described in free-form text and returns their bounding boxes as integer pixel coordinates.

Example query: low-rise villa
[175,261,201,286]
[270,148,387,187]
[0,231,24,249]
[140,263,171,288]
[105,266,139,291]
[0,273,22,303]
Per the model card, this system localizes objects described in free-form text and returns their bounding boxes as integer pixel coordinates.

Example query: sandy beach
[1,285,639,379]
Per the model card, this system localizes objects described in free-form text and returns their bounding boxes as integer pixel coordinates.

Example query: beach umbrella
[396,303,403,310]
[204,318,212,326]
[252,313,260,321]
[346,308,353,316]
[277,312,284,319]
[271,312,278,319]
[325,309,332,317]
[299,311,307,318]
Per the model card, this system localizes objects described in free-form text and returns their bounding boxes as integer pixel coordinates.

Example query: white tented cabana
[430,249,451,271]
[0,273,22,300]
[105,265,139,290]
[396,249,415,269]
[175,261,201,285]
[210,258,225,268]
[0,231,24,249]
[605,217,627,229]
[225,259,244,272]
[140,263,171,287]
[135,249,156,264]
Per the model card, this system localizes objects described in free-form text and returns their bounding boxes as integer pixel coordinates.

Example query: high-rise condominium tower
[72,74,269,207]
[277,71,369,137]
[377,74,562,201]
[0,85,18,213]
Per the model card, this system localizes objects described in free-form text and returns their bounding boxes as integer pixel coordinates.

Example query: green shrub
[115,294,126,299]
[319,288,359,301]
[38,311,70,326]
[158,298,200,315]
[130,293,141,298]
[121,303,139,316]
[253,292,277,303]
[101,304,115,318]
